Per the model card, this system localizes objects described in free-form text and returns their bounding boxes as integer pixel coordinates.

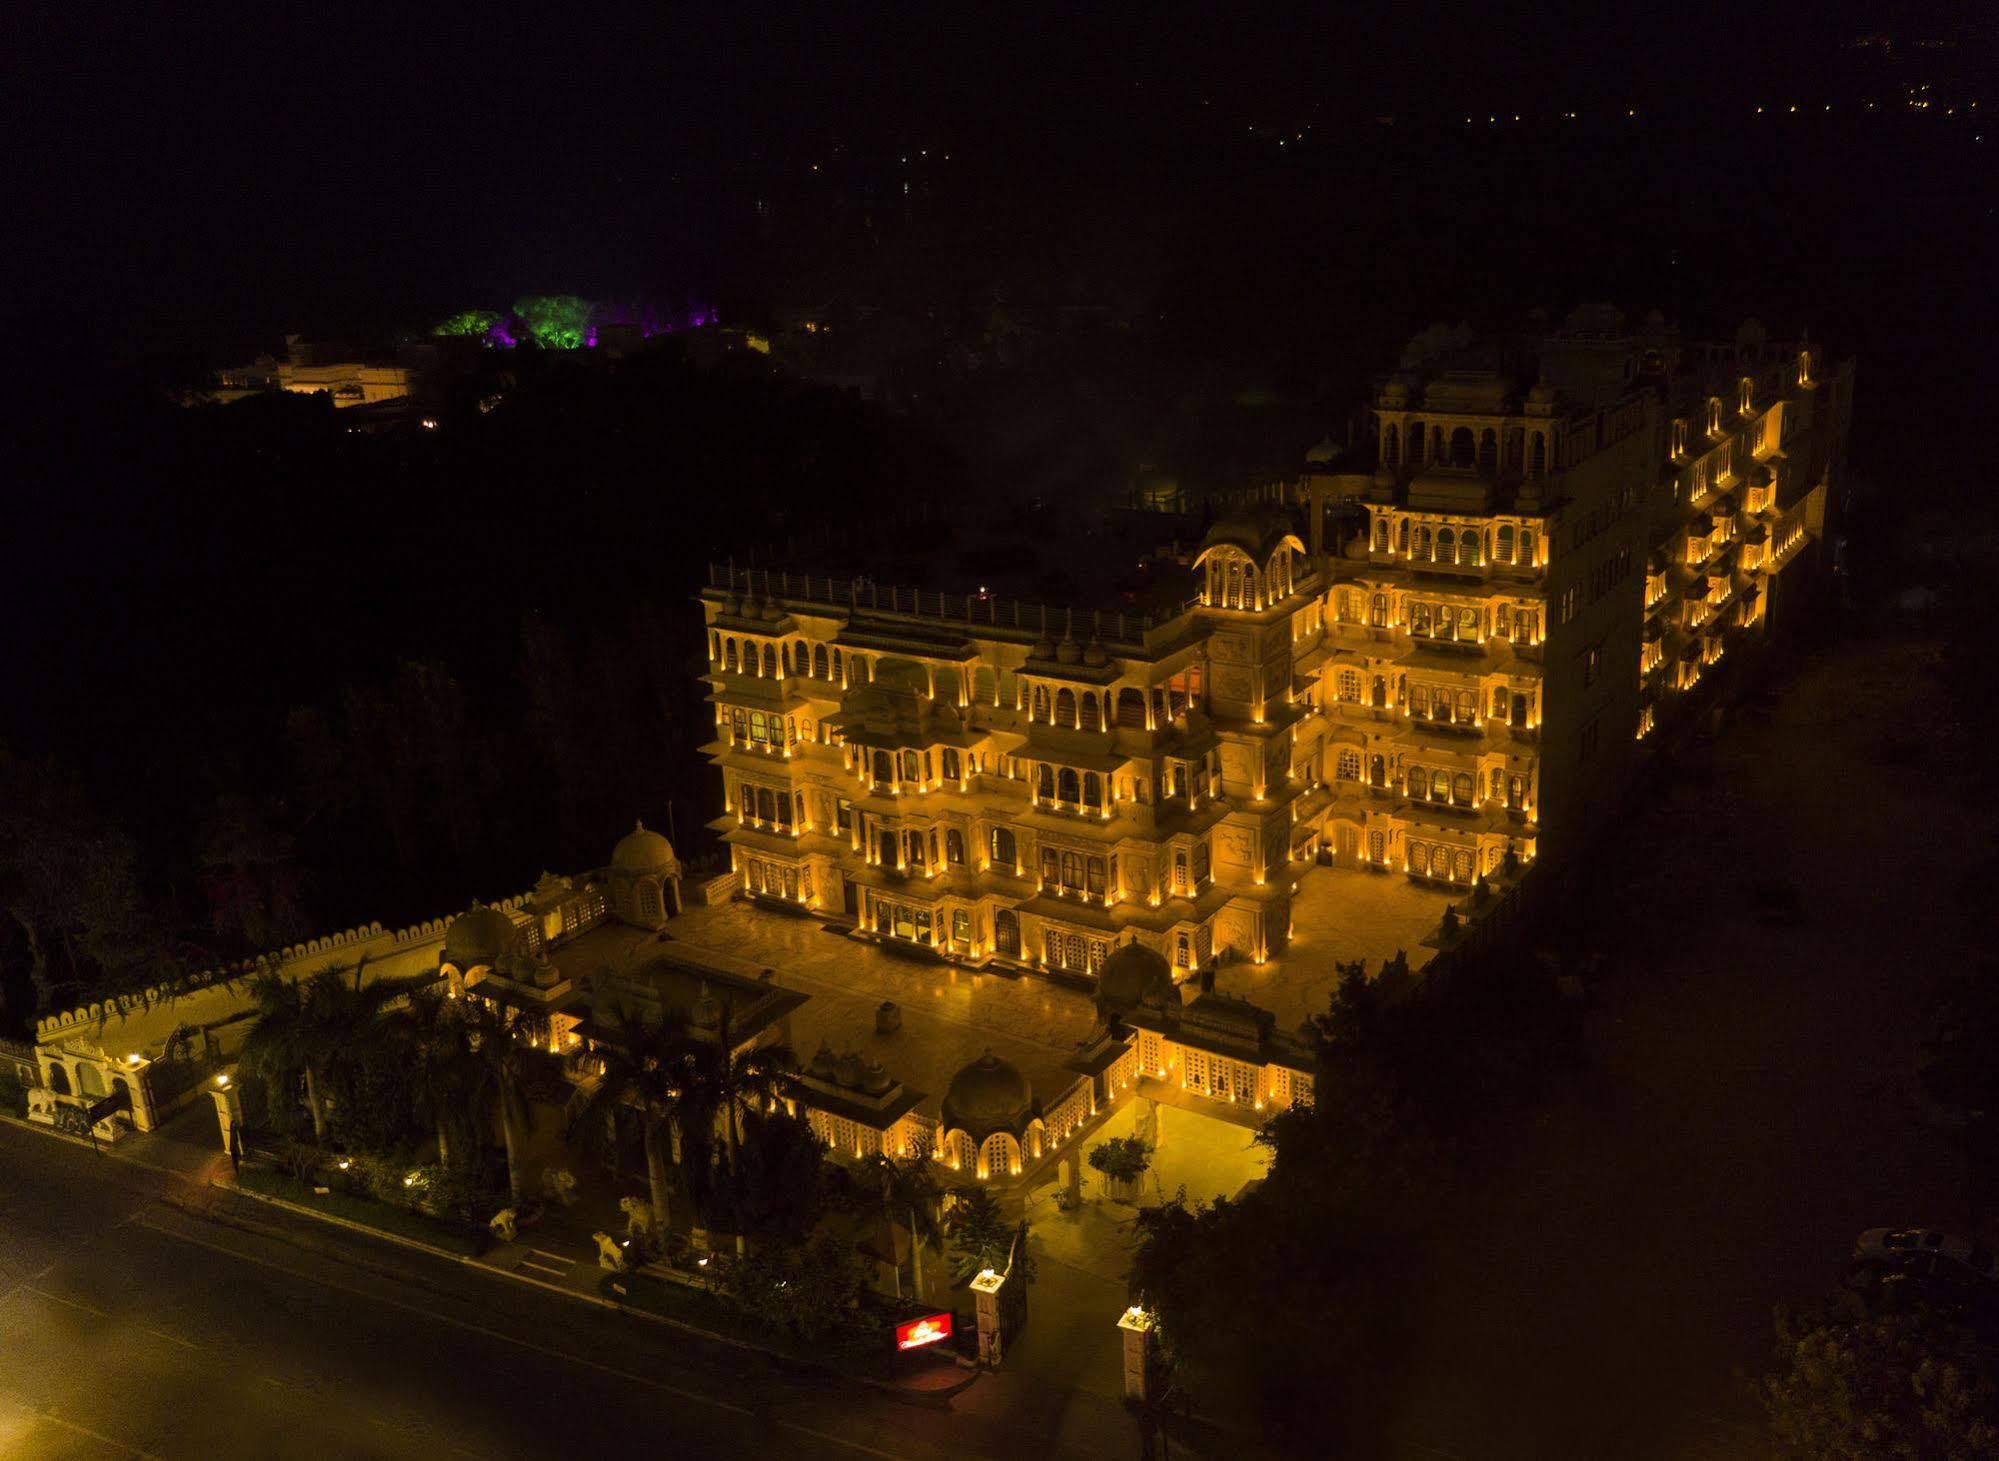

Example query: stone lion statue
[489,1208,519,1243]
[620,1196,658,1243]
[592,1231,628,1272]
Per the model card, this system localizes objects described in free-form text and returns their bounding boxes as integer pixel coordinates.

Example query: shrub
[1088,1135,1151,1185]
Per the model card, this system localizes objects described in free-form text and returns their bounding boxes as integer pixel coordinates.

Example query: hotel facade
[700,308,1851,986]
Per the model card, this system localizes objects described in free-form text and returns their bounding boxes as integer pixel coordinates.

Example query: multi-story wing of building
[700,306,1851,995]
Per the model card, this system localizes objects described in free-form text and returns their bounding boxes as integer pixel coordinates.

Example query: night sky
[7,0,1990,355]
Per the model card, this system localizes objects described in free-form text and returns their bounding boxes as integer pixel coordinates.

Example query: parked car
[1855,1228,1997,1282]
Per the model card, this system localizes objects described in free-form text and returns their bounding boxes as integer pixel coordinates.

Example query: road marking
[260,1375,289,1389]
[20,1284,107,1317]
[20,1406,165,1460]
[137,1214,920,1460]
[136,1216,755,1415]
[142,1327,198,1350]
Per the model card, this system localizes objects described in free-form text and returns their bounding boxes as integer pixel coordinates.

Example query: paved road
[0,1124,1141,1461]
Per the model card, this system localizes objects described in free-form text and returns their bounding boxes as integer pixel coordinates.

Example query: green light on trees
[434,310,500,338]
[514,295,595,350]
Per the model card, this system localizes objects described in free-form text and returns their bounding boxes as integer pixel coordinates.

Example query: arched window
[1337,748,1361,780]
[1407,764,1426,797]
[1369,754,1385,786]
[1370,595,1388,628]
[1035,763,1055,799]
[1374,520,1389,553]
[725,640,739,671]
[1454,849,1474,882]
[1058,768,1080,803]
[1493,686,1510,718]
[947,829,965,864]
[1520,529,1537,565]
[1431,846,1451,878]
[1383,425,1400,465]
[1508,775,1525,808]
[1369,830,1385,862]
[1497,525,1515,563]
[930,831,940,866]
[47,1062,70,1096]
[1176,934,1191,968]
[781,643,793,676]
[756,787,776,822]
[1337,669,1361,701]
[1033,685,1050,720]
[1707,398,1721,436]
[1083,773,1103,808]
[872,750,893,785]
[1530,434,1546,475]
[1478,429,1497,473]
[1431,770,1449,801]
[1504,430,1523,473]
[1437,528,1455,562]
[1397,519,1410,554]
[1489,769,1505,799]
[1410,603,1431,636]
[832,649,845,683]
[1461,532,1481,566]
[1416,526,1432,560]
[1055,689,1077,728]
[901,750,921,781]
[1080,694,1101,732]
[908,833,926,869]
[1174,851,1189,894]
[1408,421,1425,464]
[991,826,1017,867]
[1117,688,1147,726]
[1453,772,1474,805]
[1370,675,1387,708]
[1459,607,1480,639]
[1450,427,1475,467]
[813,644,829,678]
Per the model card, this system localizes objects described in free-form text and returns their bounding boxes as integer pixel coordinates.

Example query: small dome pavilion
[442,904,520,976]
[609,820,681,929]
[939,1049,1045,1181]
[1095,938,1178,1024]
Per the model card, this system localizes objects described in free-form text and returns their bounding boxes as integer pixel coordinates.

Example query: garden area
[225,962,1040,1375]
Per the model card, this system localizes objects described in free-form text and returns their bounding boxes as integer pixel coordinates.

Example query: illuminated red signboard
[894,1312,953,1351]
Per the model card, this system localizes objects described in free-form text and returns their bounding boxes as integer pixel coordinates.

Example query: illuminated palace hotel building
[700,308,1851,979]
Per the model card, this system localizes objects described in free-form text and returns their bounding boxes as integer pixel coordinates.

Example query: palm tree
[398,986,473,1167]
[295,958,430,1143]
[864,1153,943,1302]
[703,1005,795,1165]
[573,1005,701,1233]
[464,1000,540,1204]
[238,969,324,1141]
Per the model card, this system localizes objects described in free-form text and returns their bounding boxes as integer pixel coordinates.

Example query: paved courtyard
[1224,863,1447,1027]
[606,904,1104,1128]
[1024,1091,1272,1284]
[642,861,1447,1113]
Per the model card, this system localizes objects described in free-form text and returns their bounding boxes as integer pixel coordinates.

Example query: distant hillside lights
[432,297,718,351]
